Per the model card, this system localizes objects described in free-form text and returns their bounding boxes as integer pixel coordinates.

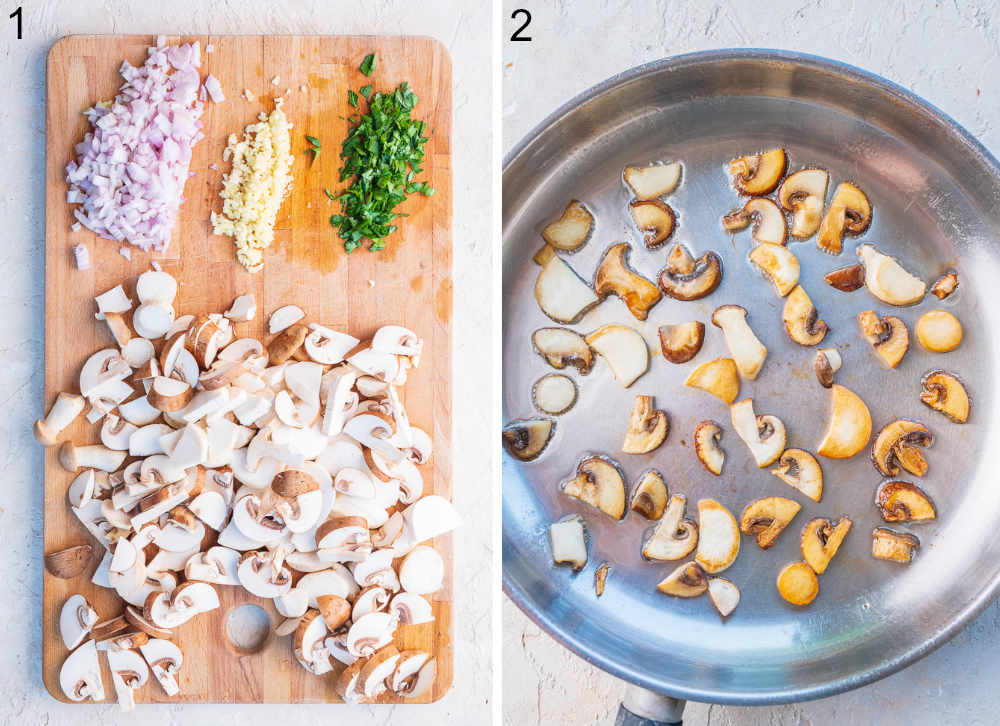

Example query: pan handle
[615,684,686,726]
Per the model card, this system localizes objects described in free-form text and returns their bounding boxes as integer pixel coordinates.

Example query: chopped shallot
[204,74,226,103]
[73,244,90,270]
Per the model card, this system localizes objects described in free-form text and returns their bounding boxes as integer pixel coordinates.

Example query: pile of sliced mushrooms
[504,148,970,617]
[38,268,458,708]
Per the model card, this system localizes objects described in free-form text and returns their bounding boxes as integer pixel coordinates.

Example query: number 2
[510,8,532,42]
[9,6,21,39]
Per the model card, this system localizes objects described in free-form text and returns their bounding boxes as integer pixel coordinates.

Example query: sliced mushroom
[346,611,397,659]
[857,310,909,368]
[817,182,871,255]
[824,263,865,292]
[776,561,819,606]
[594,563,611,597]
[657,243,723,301]
[531,327,593,374]
[268,323,309,364]
[749,242,800,297]
[778,168,829,238]
[316,594,352,630]
[872,527,920,563]
[399,546,444,595]
[642,494,698,561]
[147,376,194,412]
[293,610,334,676]
[916,310,962,352]
[534,253,600,323]
[876,480,936,523]
[584,324,649,387]
[107,647,149,711]
[813,348,842,388]
[58,441,127,473]
[46,544,94,579]
[920,370,970,423]
[693,420,724,475]
[303,324,359,365]
[781,285,828,346]
[711,306,767,380]
[695,499,740,574]
[548,516,587,571]
[532,374,577,415]
[60,594,98,649]
[561,456,627,520]
[60,639,105,702]
[621,395,668,454]
[800,516,852,574]
[623,162,681,200]
[740,496,802,549]
[722,198,787,245]
[728,148,786,195]
[139,638,183,697]
[730,398,786,468]
[872,419,933,477]
[542,200,594,252]
[594,242,662,319]
[708,578,740,618]
[931,271,958,300]
[817,384,872,459]
[770,448,823,501]
[857,244,927,306]
[502,417,554,461]
[657,321,704,364]
[389,592,435,626]
[630,469,667,520]
[133,302,174,340]
[269,304,305,334]
[34,392,86,446]
[684,358,740,404]
[629,200,676,249]
[656,561,708,598]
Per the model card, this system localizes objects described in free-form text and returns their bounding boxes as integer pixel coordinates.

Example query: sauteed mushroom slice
[561,456,627,520]
[542,200,594,252]
[931,271,958,300]
[594,242,662,319]
[871,419,933,477]
[872,527,920,563]
[813,348,842,389]
[585,324,650,388]
[657,243,723,301]
[771,449,823,502]
[777,562,819,606]
[857,310,909,368]
[532,327,593,374]
[502,418,554,461]
[857,244,927,306]
[817,182,871,255]
[722,198,787,245]
[728,148,787,195]
[532,374,577,415]
[824,263,865,292]
[629,200,676,250]
[783,285,828,346]
[712,305,768,380]
[642,495,698,561]
[800,516,852,574]
[778,169,829,238]
[817,384,872,459]
[740,496,802,549]
[594,563,611,597]
[875,481,936,523]
[685,358,740,405]
[621,395,669,454]
[920,370,970,423]
[630,470,668,520]
[656,561,708,598]
[549,516,588,571]
[916,310,963,353]
[708,578,740,617]
[695,499,740,574]
[730,398,785,468]
[693,420,725,476]
[623,162,682,200]
[749,242,799,297]
[534,253,600,323]
[658,321,704,364]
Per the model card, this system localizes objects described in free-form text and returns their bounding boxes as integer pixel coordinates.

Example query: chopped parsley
[360,53,376,77]
[304,135,321,163]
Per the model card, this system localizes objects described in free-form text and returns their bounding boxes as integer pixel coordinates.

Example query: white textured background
[503,1,1000,725]
[0,1,493,724]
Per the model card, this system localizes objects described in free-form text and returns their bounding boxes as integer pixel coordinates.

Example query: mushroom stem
[34,393,86,446]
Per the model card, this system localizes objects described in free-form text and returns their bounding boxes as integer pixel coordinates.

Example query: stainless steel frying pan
[502,50,1000,720]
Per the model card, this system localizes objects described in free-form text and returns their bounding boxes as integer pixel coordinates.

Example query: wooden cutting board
[43,34,452,704]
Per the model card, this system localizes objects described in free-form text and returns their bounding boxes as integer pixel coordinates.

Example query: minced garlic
[211,106,294,272]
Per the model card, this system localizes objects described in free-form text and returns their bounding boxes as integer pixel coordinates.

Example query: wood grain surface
[43,34,452,704]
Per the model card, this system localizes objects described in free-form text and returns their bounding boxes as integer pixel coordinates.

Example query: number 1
[9,6,21,39]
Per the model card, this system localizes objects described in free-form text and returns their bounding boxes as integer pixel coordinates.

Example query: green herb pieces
[360,53,376,76]
[305,135,321,163]
[360,84,373,100]
[330,78,434,253]
[324,188,336,200]
[347,89,359,108]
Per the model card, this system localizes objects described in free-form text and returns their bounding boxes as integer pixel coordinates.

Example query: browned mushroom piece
[629,200,677,249]
[920,370,970,423]
[776,561,819,606]
[871,419,933,477]
[693,420,724,476]
[782,285,828,346]
[560,456,627,520]
[824,264,866,292]
[502,418,554,462]
[800,516,853,574]
[642,495,698,561]
[630,469,668,520]
[531,327,593,374]
[813,349,842,389]
[621,395,669,454]
[931,271,959,300]
[542,200,594,252]
[771,448,823,502]
[857,310,909,368]
[740,496,802,549]
[872,527,920,563]
[593,242,662,320]
[594,563,611,597]
[722,198,787,245]
[778,169,829,239]
[657,321,705,364]
[657,244,723,301]
[656,561,709,598]
[875,480,936,523]
[728,148,787,195]
[816,182,871,255]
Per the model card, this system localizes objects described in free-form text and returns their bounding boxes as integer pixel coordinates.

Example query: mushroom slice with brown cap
[685,358,740,405]
[359,645,402,700]
[531,327,593,374]
[391,650,433,696]
[931,271,959,300]
[872,419,933,477]
[920,370,970,423]
[783,286,828,346]
[778,168,829,238]
[334,658,367,703]
[824,263,866,292]
[749,243,800,297]
[549,515,588,571]
[347,611,398,658]
[316,516,372,561]
[268,323,309,365]
[594,243,662,319]
[642,494,698,561]
[876,481,936,523]
[352,586,390,621]
[107,648,148,711]
[304,324,359,365]
[542,200,594,252]
[60,594,98,650]
[817,182,871,255]
[740,496,802,549]
[343,411,402,461]
[656,561,709,598]
[34,392,85,446]
[693,420,725,475]
[390,592,435,626]
[630,470,668,520]
[730,398,786,468]
[147,376,194,412]
[857,310,909,368]
[621,395,669,454]
[502,417,554,462]
[629,200,676,250]
[777,561,819,606]
[534,253,600,323]
[60,639,105,703]
[858,244,927,306]
[712,306,767,380]
[723,198,788,245]
[624,162,682,199]
[813,348,842,388]
[139,639,183,697]
[771,449,823,501]
[124,605,173,641]
[916,310,963,353]
[872,527,920,563]
[708,578,740,618]
[801,516,852,574]
[293,610,334,675]
[585,324,649,387]
[657,243,723,301]
[532,374,577,415]
[658,321,704,364]
[695,499,740,573]
[817,384,872,459]
[46,544,94,579]
[561,456,627,520]
[728,148,787,195]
